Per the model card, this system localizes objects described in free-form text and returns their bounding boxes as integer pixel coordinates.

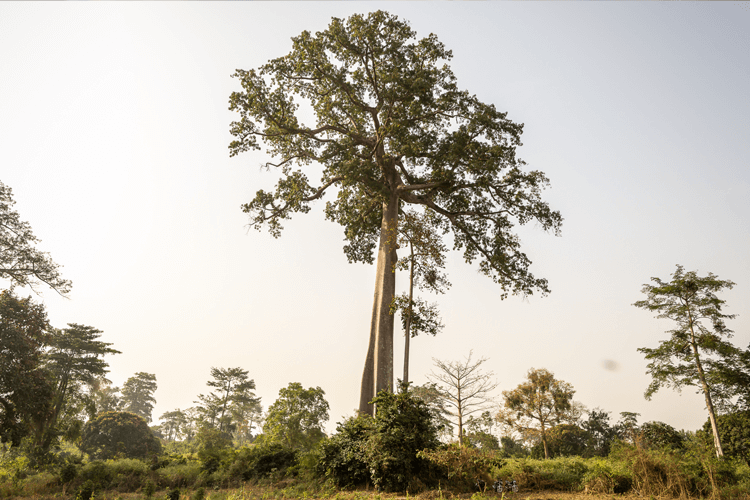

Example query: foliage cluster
[79,411,162,460]
[317,389,442,492]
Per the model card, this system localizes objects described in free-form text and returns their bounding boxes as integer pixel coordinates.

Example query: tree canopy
[0,181,71,296]
[229,11,562,414]
[120,372,158,423]
[498,368,581,459]
[261,382,329,450]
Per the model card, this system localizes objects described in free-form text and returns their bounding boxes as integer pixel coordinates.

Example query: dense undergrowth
[1,443,749,499]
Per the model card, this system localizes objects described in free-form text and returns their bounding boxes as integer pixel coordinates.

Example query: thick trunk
[359,193,399,416]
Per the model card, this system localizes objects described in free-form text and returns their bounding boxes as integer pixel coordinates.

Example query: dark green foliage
[581,408,618,457]
[531,424,589,458]
[77,479,95,500]
[59,462,77,483]
[166,487,180,500]
[191,486,206,500]
[499,436,528,458]
[640,421,685,450]
[120,372,157,423]
[227,443,299,481]
[142,478,156,498]
[80,411,162,460]
[317,414,373,488]
[195,427,233,473]
[317,389,441,492]
[0,291,53,448]
[260,383,329,451]
[701,410,750,465]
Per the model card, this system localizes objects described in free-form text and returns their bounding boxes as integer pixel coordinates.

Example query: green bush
[80,411,162,460]
[317,415,372,488]
[227,443,298,481]
[78,460,114,490]
[317,389,441,492]
[418,444,503,492]
[156,462,202,489]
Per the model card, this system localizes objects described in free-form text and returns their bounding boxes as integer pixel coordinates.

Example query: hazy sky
[2,2,749,437]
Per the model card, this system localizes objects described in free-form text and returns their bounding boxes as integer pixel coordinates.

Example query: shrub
[640,421,685,450]
[166,486,181,500]
[156,462,202,489]
[418,444,503,492]
[227,443,298,481]
[80,411,162,460]
[77,479,96,500]
[317,389,441,492]
[78,460,114,490]
[59,462,78,484]
[317,415,372,488]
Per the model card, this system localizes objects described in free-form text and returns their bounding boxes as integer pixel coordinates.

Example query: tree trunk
[359,193,399,416]
[402,242,414,386]
[687,310,724,458]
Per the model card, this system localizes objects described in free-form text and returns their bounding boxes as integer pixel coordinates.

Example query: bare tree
[427,351,498,445]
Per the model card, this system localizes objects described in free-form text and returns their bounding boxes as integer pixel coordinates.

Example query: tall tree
[228,11,562,415]
[261,382,330,450]
[89,378,120,417]
[427,351,498,445]
[0,291,54,447]
[0,181,72,296]
[120,372,158,423]
[634,265,741,458]
[498,368,581,459]
[34,323,119,453]
[196,367,258,433]
[392,209,448,385]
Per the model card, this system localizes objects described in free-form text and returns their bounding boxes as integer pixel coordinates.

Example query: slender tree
[228,11,562,415]
[159,409,187,442]
[498,368,580,459]
[0,181,71,296]
[427,351,498,445]
[392,209,449,385]
[634,265,741,458]
[196,367,258,433]
[120,372,158,423]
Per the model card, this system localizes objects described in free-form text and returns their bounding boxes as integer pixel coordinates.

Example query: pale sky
[2,2,749,437]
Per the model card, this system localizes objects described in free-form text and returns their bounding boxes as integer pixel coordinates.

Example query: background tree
[89,379,120,417]
[615,411,640,445]
[159,409,187,442]
[230,395,263,446]
[0,181,72,296]
[392,209,449,385]
[196,367,258,433]
[700,410,750,466]
[409,382,454,441]
[464,411,500,450]
[532,423,588,458]
[79,411,161,460]
[260,382,329,450]
[120,372,157,423]
[427,351,498,445]
[33,323,119,453]
[634,265,741,458]
[581,408,618,457]
[228,11,562,415]
[0,291,54,447]
[498,367,581,459]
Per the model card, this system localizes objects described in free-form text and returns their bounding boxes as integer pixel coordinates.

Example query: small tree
[634,265,741,458]
[80,411,162,460]
[498,368,580,459]
[159,409,187,442]
[120,372,157,423]
[261,382,329,450]
[427,351,498,446]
